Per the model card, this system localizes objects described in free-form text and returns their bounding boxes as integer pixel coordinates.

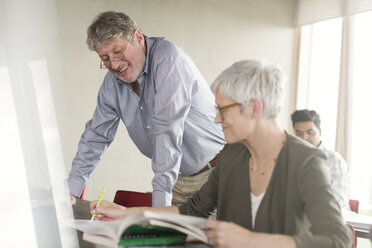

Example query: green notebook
[118,223,187,246]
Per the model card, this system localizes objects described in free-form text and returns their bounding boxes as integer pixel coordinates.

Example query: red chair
[80,184,86,199]
[349,200,359,214]
[348,199,360,247]
[113,190,152,207]
[347,224,357,248]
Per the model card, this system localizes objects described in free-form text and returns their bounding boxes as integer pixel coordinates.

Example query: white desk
[344,210,372,239]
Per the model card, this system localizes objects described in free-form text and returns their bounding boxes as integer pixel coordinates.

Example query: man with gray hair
[68,11,225,207]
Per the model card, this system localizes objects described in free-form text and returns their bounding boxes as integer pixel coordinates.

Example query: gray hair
[87,11,139,51]
[211,60,286,119]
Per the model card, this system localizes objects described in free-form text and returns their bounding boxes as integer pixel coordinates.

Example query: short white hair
[211,60,286,118]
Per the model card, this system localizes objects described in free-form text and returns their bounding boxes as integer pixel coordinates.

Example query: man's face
[293,121,321,147]
[97,30,146,83]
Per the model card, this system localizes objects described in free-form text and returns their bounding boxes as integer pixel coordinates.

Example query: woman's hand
[90,200,179,222]
[90,200,128,221]
[205,219,297,248]
[205,219,251,248]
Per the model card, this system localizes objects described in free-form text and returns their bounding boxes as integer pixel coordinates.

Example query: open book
[80,211,208,247]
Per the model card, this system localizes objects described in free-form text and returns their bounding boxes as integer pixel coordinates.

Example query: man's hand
[70,194,76,206]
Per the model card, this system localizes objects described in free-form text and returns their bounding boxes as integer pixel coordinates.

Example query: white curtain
[289,27,302,117]
[335,16,355,163]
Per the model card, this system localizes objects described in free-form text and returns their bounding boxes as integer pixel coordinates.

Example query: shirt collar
[317,141,324,149]
[142,36,153,75]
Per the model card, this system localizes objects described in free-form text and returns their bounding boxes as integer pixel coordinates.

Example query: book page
[64,219,91,232]
[147,219,208,243]
[143,211,206,229]
[83,220,123,247]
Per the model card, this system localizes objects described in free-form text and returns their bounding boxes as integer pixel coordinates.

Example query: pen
[90,186,106,222]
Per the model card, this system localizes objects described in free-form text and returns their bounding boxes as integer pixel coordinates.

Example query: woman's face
[214,90,253,144]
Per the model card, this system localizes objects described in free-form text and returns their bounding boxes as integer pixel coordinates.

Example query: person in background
[291,109,350,209]
[68,11,225,207]
[90,60,352,248]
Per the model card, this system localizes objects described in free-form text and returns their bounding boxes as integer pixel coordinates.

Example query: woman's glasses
[215,102,241,119]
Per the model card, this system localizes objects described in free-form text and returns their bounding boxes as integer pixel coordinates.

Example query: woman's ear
[250,98,263,118]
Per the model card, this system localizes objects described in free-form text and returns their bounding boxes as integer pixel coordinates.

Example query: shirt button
[146,125,150,129]
[140,106,143,110]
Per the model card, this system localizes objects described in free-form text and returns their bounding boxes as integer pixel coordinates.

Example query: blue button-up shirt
[68,37,225,206]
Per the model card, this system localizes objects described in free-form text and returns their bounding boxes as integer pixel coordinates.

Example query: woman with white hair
[90,60,351,248]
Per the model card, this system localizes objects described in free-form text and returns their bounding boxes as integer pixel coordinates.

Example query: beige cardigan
[179,134,351,248]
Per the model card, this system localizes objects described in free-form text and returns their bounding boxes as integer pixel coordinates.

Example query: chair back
[113,190,152,207]
[349,199,359,214]
[347,199,360,248]
[347,224,357,248]
[80,184,86,199]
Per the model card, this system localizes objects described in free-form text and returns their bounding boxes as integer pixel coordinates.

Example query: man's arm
[68,81,120,197]
[151,56,197,206]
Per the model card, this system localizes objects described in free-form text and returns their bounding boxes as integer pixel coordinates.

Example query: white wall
[55,0,297,201]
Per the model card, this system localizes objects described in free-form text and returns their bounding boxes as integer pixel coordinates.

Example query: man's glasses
[100,33,133,69]
[215,102,241,118]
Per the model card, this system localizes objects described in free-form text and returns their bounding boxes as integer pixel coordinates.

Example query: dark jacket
[179,134,352,248]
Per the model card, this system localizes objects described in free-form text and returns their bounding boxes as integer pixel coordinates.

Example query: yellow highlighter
[90,187,106,222]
